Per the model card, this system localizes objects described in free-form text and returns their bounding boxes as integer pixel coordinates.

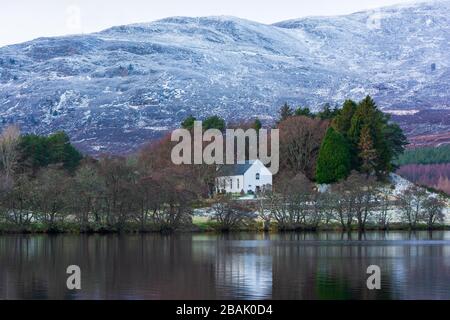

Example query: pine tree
[203,116,226,131]
[348,96,380,144]
[181,115,196,130]
[253,118,262,131]
[278,103,294,123]
[346,96,409,174]
[18,131,82,172]
[382,120,408,169]
[315,127,352,184]
[318,103,339,120]
[348,96,388,172]
[295,107,314,118]
[358,125,378,175]
[332,99,357,136]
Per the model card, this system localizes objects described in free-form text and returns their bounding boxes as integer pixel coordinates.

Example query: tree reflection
[1,232,450,300]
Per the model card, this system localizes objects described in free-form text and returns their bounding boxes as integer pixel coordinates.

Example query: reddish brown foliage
[138,132,214,197]
[278,116,329,180]
[397,163,450,194]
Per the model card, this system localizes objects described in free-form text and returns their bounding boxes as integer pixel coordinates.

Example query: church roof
[216,160,256,177]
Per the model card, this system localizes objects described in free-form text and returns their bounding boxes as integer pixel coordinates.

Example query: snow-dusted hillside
[1,1,449,153]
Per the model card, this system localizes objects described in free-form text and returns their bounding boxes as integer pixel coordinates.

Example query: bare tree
[422,196,446,230]
[351,173,378,231]
[331,172,378,231]
[269,173,314,230]
[0,174,34,229]
[70,164,106,231]
[332,177,356,231]
[397,185,428,230]
[0,126,20,189]
[320,192,337,226]
[257,189,273,232]
[33,167,71,230]
[209,195,254,231]
[308,191,327,230]
[141,169,196,232]
[278,116,329,179]
[97,156,138,230]
[376,186,393,230]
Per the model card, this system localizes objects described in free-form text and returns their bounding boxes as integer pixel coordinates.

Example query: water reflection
[1,232,450,300]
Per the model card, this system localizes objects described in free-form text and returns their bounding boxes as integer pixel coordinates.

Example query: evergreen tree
[278,103,294,123]
[315,127,352,184]
[203,116,226,132]
[332,99,357,136]
[382,118,408,168]
[48,132,83,172]
[181,115,196,130]
[347,95,408,174]
[348,95,387,172]
[19,131,82,172]
[348,96,379,143]
[295,107,314,118]
[396,144,450,166]
[253,118,262,131]
[358,125,378,175]
[317,103,339,120]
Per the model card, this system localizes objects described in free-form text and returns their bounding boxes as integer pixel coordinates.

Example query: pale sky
[1,0,422,47]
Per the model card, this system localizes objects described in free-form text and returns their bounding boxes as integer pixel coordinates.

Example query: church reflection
[1,232,450,299]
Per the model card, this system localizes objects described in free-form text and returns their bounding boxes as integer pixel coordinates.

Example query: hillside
[1,1,450,153]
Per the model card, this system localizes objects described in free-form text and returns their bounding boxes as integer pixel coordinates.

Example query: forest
[396,144,450,166]
[395,143,450,195]
[0,96,448,233]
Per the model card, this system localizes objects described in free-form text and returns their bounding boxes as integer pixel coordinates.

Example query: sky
[0,0,422,47]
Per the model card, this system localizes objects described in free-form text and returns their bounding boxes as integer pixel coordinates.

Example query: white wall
[216,161,273,194]
[216,175,244,193]
[243,161,272,193]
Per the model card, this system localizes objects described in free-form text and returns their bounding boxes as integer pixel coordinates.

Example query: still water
[1,232,450,300]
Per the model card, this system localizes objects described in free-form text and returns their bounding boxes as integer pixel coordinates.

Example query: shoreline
[1,222,450,235]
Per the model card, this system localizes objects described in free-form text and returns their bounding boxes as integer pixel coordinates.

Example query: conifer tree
[295,107,314,118]
[318,103,339,120]
[253,118,262,131]
[348,96,381,144]
[181,115,196,130]
[315,127,351,184]
[348,95,388,172]
[203,116,226,131]
[332,99,357,136]
[358,125,378,175]
[278,103,294,123]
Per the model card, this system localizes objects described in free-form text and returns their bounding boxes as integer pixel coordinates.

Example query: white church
[215,160,273,194]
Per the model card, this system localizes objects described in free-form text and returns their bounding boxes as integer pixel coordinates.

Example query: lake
[1,232,450,300]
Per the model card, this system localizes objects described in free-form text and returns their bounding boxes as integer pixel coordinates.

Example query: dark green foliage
[358,125,378,174]
[317,103,340,120]
[19,131,83,172]
[278,103,294,122]
[253,118,262,131]
[343,96,407,174]
[332,100,358,166]
[348,96,382,144]
[181,115,226,132]
[261,96,406,178]
[332,99,357,136]
[315,127,352,184]
[203,116,226,131]
[382,120,408,166]
[396,144,450,166]
[295,107,314,118]
[181,115,196,130]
